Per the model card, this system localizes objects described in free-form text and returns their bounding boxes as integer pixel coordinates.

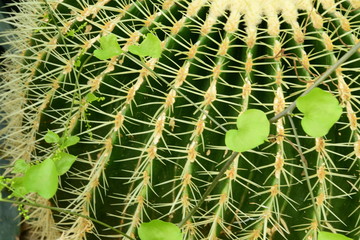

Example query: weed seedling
[1,130,80,199]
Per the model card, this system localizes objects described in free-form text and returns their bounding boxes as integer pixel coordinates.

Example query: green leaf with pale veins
[11,176,30,197]
[138,220,183,240]
[94,33,123,60]
[61,135,80,148]
[53,152,77,176]
[44,130,60,143]
[12,159,30,174]
[128,33,162,58]
[318,231,352,240]
[225,109,270,153]
[296,87,342,137]
[85,92,100,103]
[23,158,58,199]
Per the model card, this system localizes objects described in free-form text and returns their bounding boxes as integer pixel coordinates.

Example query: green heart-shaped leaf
[23,158,58,199]
[94,33,123,60]
[138,220,183,240]
[225,109,270,153]
[318,231,352,240]
[128,33,162,58]
[297,88,342,137]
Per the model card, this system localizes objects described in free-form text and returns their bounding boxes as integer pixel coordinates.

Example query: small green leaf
[53,152,77,175]
[74,59,81,67]
[44,130,60,143]
[93,33,123,60]
[318,231,352,240]
[23,158,58,199]
[12,159,30,174]
[61,136,80,148]
[128,33,162,58]
[225,109,270,153]
[138,220,183,240]
[297,88,342,137]
[11,177,30,197]
[85,92,100,103]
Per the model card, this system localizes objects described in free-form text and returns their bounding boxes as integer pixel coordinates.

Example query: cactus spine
[1,0,360,239]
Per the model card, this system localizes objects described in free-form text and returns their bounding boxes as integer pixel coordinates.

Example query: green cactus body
[1,0,360,239]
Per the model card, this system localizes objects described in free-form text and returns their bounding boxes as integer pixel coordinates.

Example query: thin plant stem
[287,115,321,228]
[178,151,239,227]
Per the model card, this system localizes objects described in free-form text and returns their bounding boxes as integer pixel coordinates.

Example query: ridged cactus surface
[1,0,360,239]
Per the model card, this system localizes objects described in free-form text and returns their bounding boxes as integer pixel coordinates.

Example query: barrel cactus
[1,0,360,239]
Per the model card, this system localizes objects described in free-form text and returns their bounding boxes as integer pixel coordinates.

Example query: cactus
[1,0,360,239]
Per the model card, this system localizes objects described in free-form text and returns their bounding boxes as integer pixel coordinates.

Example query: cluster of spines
[0,0,359,239]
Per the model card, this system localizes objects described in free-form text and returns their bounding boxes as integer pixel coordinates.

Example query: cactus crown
[0,0,360,239]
